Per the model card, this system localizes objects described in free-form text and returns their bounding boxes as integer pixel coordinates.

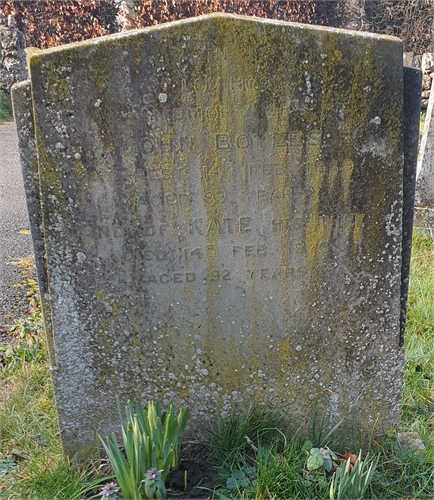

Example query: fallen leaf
[342,452,358,470]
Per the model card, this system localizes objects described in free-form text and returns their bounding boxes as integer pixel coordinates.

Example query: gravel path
[0,120,36,342]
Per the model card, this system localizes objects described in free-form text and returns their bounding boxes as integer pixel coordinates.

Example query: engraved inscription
[144,105,229,124]
[142,267,303,286]
[232,245,267,257]
[144,270,232,285]
[181,76,258,94]
[138,131,304,157]
[140,136,194,155]
[146,101,301,126]
[214,132,303,152]
[139,192,192,206]
[146,272,196,284]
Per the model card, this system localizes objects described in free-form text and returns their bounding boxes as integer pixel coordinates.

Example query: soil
[166,442,220,499]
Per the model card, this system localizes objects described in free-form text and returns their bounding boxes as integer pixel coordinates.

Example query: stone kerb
[15,14,408,457]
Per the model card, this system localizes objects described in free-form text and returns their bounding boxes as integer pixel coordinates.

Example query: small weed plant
[0,289,46,379]
[99,398,189,500]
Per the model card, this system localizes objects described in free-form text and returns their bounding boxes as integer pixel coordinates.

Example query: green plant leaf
[245,466,257,478]
[0,459,17,478]
[144,481,156,498]
[302,440,313,452]
[99,398,189,497]
[307,453,324,470]
[323,457,333,472]
[329,451,379,500]
[232,470,246,480]
[226,476,239,490]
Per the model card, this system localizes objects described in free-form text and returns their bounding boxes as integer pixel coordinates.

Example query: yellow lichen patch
[73,159,87,179]
[353,213,365,243]
[94,290,105,300]
[278,340,292,365]
[305,134,327,273]
[306,215,325,271]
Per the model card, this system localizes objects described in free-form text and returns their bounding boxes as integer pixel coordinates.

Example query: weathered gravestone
[12,14,420,457]
[416,78,434,209]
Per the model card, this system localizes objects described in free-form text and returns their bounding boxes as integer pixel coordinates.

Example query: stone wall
[421,55,434,111]
[0,13,27,93]
[404,52,433,110]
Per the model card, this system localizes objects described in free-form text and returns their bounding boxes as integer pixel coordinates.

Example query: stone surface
[403,52,414,68]
[416,77,434,206]
[397,432,426,454]
[0,24,27,92]
[422,74,432,91]
[17,14,410,456]
[413,207,434,231]
[421,53,434,74]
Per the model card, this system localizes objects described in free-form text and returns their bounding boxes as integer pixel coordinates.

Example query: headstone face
[15,14,409,456]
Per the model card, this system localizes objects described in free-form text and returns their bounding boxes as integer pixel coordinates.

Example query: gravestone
[401,67,422,342]
[13,14,418,457]
[12,80,54,359]
[416,79,434,208]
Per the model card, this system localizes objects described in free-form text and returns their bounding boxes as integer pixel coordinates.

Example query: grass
[401,229,434,453]
[370,444,434,499]
[0,89,13,123]
[0,260,109,499]
[1,228,434,499]
[0,360,109,499]
[201,405,287,470]
[420,111,426,135]
[0,362,105,499]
